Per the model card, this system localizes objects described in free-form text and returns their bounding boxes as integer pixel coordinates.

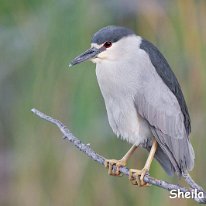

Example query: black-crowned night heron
[69,25,195,186]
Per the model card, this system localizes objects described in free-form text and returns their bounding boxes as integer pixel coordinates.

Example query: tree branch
[31,108,206,204]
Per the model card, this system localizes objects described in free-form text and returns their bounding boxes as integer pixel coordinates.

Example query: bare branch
[31,108,206,204]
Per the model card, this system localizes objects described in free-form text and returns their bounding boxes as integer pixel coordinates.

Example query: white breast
[103,93,152,145]
[95,36,153,145]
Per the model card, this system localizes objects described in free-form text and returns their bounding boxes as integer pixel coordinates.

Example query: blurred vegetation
[0,0,206,205]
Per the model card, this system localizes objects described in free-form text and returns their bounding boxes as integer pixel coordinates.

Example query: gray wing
[135,39,194,175]
[140,39,191,135]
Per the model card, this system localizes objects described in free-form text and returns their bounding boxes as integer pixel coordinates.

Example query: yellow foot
[129,168,150,187]
[104,159,126,176]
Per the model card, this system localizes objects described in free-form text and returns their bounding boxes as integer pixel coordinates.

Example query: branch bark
[31,108,206,204]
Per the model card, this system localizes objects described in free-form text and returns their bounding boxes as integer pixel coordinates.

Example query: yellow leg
[129,138,158,187]
[104,144,138,176]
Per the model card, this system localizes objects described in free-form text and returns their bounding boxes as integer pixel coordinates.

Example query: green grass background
[0,0,206,205]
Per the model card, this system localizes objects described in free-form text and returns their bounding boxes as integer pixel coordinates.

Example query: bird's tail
[155,139,195,176]
[153,146,176,176]
[152,128,195,176]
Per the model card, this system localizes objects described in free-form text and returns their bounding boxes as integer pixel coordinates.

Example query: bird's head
[69,25,136,66]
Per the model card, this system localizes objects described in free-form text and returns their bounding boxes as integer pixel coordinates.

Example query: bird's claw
[129,168,150,187]
[104,159,126,176]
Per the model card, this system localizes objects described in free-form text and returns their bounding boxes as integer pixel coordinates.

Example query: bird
[69,25,195,186]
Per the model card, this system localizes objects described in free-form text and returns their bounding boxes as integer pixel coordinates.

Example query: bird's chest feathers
[96,61,140,97]
[95,62,151,145]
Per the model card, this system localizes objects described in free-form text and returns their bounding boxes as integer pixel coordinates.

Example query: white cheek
[91,51,107,64]
[97,51,108,59]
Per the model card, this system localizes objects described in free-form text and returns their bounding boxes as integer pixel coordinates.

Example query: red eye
[104,41,112,48]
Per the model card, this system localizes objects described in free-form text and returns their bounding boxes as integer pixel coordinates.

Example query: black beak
[69,47,105,67]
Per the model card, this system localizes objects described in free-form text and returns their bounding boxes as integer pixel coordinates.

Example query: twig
[31,108,206,204]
